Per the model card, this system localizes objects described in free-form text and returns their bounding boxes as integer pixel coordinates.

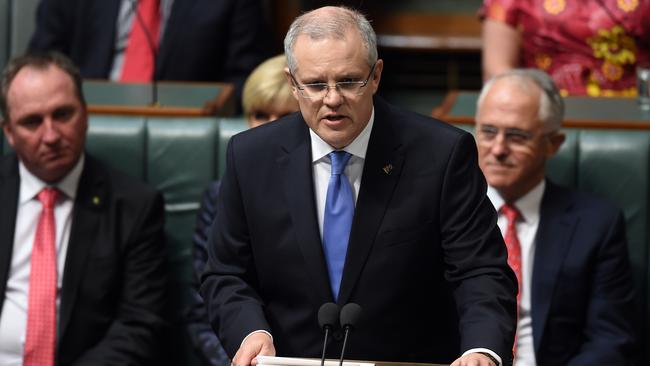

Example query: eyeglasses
[290,63,376,100]
[476,125,552,147]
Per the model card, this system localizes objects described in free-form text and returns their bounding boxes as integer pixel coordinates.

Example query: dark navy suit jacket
[530,181,637,365]
[200,97,518,365]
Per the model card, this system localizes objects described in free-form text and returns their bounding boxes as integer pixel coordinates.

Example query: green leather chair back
[0,0,9,72]
[9,0,38,57]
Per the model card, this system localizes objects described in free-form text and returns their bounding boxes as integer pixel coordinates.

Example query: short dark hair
[0,51,86,122]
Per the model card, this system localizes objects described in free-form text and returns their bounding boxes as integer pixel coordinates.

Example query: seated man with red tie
[0,52,167,365]
[475,68,638,365]
[28,0,271,107]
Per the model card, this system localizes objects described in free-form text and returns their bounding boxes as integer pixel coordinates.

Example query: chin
[486,177,514,191]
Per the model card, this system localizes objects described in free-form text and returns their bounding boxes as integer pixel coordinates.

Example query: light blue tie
[323,151,354,301]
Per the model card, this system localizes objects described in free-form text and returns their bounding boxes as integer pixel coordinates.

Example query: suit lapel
[531,181,577,354]
[280,120,333,304]
[337,98,404,305]
[0,155,19,314]
[58,156,108,339]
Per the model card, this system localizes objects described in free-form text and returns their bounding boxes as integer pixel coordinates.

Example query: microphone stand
[337,303,362,366]
[321,325,331,366]
[338,326,351,366]
[318,302,340,366]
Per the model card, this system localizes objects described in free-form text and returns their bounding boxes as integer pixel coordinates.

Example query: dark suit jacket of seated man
[0,52,167,365]
[201,6,518,366]
[475,68,638,365]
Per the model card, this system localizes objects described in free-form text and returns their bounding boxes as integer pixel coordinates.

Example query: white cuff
[462,348,502,366]
[240,330,274,348]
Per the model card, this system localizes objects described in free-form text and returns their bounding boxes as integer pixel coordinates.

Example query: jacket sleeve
[439,132,518,365]
[185,181,231,366]
[200,137,271,358]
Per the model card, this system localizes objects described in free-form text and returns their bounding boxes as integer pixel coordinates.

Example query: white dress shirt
[0,156,84,365]
[487,180,546,366]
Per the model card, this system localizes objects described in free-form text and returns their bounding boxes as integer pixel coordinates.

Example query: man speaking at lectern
[201,6,517,366]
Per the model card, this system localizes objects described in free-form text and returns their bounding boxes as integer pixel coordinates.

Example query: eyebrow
[296,70,366,84]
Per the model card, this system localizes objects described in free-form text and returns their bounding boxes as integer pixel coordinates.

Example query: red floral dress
[481,0,650,96]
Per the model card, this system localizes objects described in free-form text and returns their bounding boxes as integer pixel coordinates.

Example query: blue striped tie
[323,151,354,300]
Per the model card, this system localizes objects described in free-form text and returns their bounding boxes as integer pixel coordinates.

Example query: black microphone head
[318,302,340,330]
[340,303,362,329]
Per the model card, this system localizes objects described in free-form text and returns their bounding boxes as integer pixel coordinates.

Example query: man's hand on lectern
[451,352,498,366]
[232,332,276,366]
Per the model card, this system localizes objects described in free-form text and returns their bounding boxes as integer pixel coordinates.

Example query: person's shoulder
[546,180,622,218]
[0,154,18,176]
[84,154,161,202]
[230,112,306,147]
[376,97,472,143]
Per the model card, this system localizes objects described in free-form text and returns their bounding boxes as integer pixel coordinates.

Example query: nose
[41,118,61,144]
[322,85,344,107]
[490,133,510,159]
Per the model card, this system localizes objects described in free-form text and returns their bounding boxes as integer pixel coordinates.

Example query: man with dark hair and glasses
[476,68,638,365]
[201,6,517,366]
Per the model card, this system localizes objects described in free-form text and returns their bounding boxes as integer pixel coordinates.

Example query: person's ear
[2,119,15,148]
[370,59,383,94]
[284,67,300,101]
[546,131,566,157]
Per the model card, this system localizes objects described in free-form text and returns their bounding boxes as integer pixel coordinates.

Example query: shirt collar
[19,154,85,204]
[310,107,374,162]
[487,179,545,225]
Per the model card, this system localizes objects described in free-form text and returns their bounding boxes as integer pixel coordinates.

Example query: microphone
[127,0,160,106]
[338,303,362,366]
[318,303,340,366]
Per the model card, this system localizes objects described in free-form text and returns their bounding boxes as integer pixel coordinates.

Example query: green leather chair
[0,0,9,72]
[9,0,38,57]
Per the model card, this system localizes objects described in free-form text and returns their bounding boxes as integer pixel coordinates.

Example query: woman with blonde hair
[243,54,299,127]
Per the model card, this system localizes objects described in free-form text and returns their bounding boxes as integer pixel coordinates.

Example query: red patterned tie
[501,204,522,300]
[501,203,521,363]
[23,188,59,366]
[120,0,161,81]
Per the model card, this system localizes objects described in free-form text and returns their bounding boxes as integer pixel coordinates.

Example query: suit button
[332,330,343,341]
